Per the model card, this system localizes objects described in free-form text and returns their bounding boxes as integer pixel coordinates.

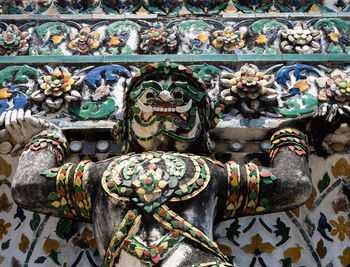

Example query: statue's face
[128,79,203,151]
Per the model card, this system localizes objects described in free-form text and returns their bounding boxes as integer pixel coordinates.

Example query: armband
[26,131,68,164]
[269,128,308,162]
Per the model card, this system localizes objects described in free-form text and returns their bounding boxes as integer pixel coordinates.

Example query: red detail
[245,208,253,215]
[145,177,153,184]
[131,76,137,82]
[178,221,184,228]
[152,254,160,263]
[67,213,75,219]
[288,146,295,151]
[148,163,157,170]
[76,192,83,201]
[295,150,306,156]
[250,183,257,191]
[231,171,238,179]
[201,83,207,90]
[123,240,131,247]
[58,188,65,196]
[52,141,58,145]
[229,193,237,203]
[108,181,115,188]
[128,212,135,219]
[185,68,193,74]
[60,169,66,174]
[249,164,256,171]
[281,137,287,141]
[143,250,151,258]
[159,209,167,216]
[220,104,225,110]
[111,162,117,166]
[273,148,279,155]
[145,64,153,71]
[198,159,205,165]
[40,142,47,148]
[196,231,202,238]
[293,130,300,135]
[274,130,281,136]
[196,180,202,186]
[211,121,216,128]
[76,170,83,177]
[157,246,164,254]
[172,230,179,239]
[259,171,271,177]
[58,138,65,143]
[150,244,157,249]
[214,160,224,168]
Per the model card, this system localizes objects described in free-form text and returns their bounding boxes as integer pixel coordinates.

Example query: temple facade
[0,1,349,266]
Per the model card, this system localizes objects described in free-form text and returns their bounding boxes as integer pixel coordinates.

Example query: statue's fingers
[4,110,13,131]
[326,104,338,123]
[24,109,39,127]
[342,105,350,114]
[0,129,8,140]
[17,109,25,126]
[0,112,6,128]
[321,103,329,117]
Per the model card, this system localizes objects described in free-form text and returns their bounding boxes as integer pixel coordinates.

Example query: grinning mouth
[137,99,193,124]
[137,99,192,113]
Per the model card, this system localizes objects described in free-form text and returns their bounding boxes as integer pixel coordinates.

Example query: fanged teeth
[137,99,153,112]
[176,99,192,113]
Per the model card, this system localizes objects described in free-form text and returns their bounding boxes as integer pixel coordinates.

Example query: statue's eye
[146,92,155,99]
[173,91,183,99]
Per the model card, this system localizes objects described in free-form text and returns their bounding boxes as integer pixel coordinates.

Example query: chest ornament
[102,152,211,212]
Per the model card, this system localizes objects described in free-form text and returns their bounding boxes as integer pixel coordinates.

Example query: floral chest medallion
[102,152,211,213]
[101,152,230,266]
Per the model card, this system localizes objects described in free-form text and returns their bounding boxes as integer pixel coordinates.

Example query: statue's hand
[314,103,350,123]
[0,109,63,155]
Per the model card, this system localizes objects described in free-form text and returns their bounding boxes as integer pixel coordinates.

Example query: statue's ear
[111,119,124,143]
[205,99,224,130]
[112,119,130,154]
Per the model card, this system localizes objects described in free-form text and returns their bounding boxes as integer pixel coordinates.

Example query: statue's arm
[222,128,312,219]
[1,110,105,221]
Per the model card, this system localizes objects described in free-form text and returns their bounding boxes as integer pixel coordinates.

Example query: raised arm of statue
[0,109,106,221]
[222,128,311,220]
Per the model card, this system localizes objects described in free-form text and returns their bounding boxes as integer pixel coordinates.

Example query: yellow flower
[283,244,302,263]
[108,37,120,46]
[241,234,275,256]
[19,234,29,253]
[0,219,11,240]
[72,227,96,249]
[339,247,350,266]
[330,215,350,241]
[332,158,350,179]
[256,35,268,44]
[43,235,59,254]
[328,32,341,43]
[51,35,64,45]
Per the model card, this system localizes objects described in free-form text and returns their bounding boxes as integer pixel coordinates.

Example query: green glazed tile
[282,54,328,61]
[193,54,237,62]
[237,54,282,61]
[15,56,59,63]
[0,56,15,63]
[59,55,104,63]
[104,55,192,63]
[328,53,350,61]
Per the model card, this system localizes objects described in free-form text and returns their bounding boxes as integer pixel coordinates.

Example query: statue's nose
[159,91,173,101]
